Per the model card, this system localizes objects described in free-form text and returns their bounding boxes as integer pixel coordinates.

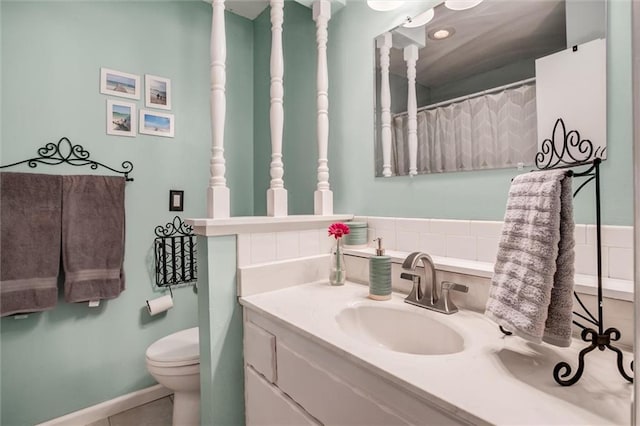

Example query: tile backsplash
[362,216,634,282]
[235,216,633,282]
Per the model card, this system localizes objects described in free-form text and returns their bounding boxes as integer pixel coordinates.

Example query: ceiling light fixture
[367,0,405,12]
[403,8,435,28]
[428,27,456,40]
[444,0,483,11]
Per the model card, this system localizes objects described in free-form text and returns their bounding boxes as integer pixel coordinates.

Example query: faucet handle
[441,281,468,293]
[437,281,468,314]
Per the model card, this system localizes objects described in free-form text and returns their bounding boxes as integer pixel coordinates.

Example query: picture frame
[145,74,172,110]
[169,190,184,212]
[139,109,175,138]
[100,68,140,100]
[106,100,136,137]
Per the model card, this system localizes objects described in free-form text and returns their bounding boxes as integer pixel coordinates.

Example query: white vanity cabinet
[243,309,469,426]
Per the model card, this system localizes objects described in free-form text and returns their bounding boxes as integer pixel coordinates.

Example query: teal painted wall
[197,235,244,426]
[253,2,317,216]
[0,2,254,425]
[326,0,633,225]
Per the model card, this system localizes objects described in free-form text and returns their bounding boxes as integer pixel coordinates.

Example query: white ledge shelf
[345,247,634,302]
[187,214,354,236]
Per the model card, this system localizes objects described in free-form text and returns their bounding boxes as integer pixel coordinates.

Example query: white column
[207,0,230,218]
[404,44,419,177]
[313,0,333,215]
[267,0,288,217]
[377,32,393,177]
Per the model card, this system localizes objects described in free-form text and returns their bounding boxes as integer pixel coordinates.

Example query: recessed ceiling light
[367,0,405,12]
[403,8,435,28]
[429,27,456,40]
[444,0,483,11]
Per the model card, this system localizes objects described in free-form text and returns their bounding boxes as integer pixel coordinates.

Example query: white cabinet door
[245,366,319,426]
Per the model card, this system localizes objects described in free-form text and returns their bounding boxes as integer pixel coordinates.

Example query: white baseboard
[36,384,172,426]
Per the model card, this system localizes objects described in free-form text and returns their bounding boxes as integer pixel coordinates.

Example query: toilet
[146,327,200,426]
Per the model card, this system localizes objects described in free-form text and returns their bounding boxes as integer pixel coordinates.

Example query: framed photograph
[106,100,136,137]
[100,68,140,100]
[169,190,184,212]
[139,109,175,137]
[145,74,172,110]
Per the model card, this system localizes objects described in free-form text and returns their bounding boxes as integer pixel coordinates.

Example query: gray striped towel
[485,170,575,347]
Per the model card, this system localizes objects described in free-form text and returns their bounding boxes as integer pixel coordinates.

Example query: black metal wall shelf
[501,118,632,386]
[154,216,197,287]
[0,137,134,181]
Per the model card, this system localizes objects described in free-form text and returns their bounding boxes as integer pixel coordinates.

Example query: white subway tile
[236,233,251,268]
[602,226,633,249]
[367,216,396,230]
[573,224,587,245]
[469,221,503,239]
[608,247,634,281]
[476,237,500,263]
[419,233,446,256]
[396,231,420,253]
[430,219,470,236]
[250,232,277,264]
[445,235,476,260]
[585,225,597,246]
[276,231,300,260]
[574,244,596,276]
[320,233,334,255]
[374,227,397,250]
[396,218,429,233]
[299,229,321,257]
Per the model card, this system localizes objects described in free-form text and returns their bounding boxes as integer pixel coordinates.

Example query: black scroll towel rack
[500,118,632,386]
[154,216,197,288]
[0,137,134,181]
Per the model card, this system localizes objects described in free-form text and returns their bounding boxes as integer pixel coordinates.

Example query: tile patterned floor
[85,396,173,426]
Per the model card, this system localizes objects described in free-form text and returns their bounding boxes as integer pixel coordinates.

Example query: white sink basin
[336,303,465,355]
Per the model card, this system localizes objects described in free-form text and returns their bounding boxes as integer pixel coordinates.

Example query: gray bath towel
[485,170,575,347]
[62,175,126,302]
[1,172,62,316]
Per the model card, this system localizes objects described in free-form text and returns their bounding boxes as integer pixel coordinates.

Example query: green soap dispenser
[369,238,392,301]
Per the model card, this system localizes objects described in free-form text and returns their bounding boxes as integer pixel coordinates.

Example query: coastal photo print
[139,109,174,138]
[100,68,140,100]
[145,74,172,110]
[106,100,136,137]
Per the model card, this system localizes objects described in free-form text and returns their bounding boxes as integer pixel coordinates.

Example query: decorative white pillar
[207,0,230,218]
[404,44,419,177]
[313,0,333,215]
[267,0,288,217]
[377,32,393,177]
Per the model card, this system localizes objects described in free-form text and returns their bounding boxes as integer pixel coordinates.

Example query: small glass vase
[330,238,346,286]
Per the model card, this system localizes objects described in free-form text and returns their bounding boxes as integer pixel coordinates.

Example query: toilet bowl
[146,327,200,426]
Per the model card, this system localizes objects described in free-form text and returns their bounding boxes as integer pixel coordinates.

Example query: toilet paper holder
[154,216,197,288]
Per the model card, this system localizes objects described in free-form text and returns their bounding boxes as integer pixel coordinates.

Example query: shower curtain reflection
[390,82,537,175]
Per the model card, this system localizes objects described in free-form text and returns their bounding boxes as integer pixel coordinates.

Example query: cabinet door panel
[277,341,410,425]
[244,321,277,383]
[246,366,319,426]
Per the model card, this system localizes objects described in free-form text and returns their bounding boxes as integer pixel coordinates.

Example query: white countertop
[240,281,632,425]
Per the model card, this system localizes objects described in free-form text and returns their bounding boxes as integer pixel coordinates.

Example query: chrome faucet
[400,252,469,314]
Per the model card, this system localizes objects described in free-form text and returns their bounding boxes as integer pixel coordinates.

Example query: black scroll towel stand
[500,118,632,386]
[0,137,134,181]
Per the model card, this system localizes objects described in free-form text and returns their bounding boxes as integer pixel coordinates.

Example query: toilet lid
[146,327,199,366]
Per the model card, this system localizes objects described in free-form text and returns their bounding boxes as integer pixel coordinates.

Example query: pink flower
[328,222,350,239]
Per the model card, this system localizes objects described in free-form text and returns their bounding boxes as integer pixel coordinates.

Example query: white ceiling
[226,0,269,20]
[225,0,346,20]
[388,0,567,87]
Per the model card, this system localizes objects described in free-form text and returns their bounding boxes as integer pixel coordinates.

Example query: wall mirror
[374,0,606,177]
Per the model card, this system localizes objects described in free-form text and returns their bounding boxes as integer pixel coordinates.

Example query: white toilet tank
[146,327,200,367]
